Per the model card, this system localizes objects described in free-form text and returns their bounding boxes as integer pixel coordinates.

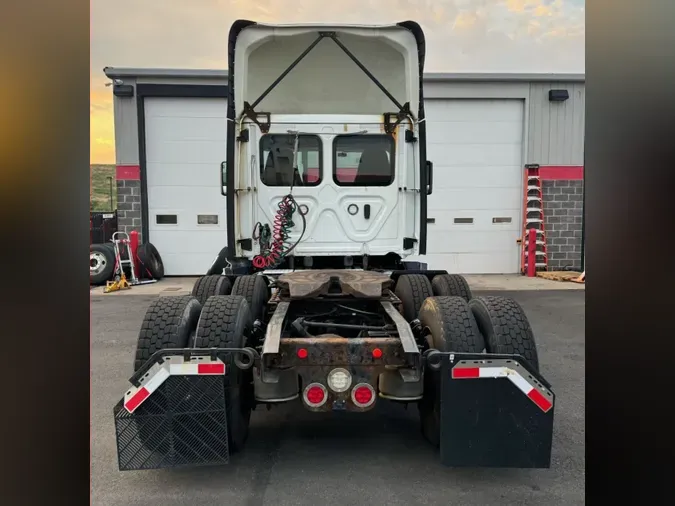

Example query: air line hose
[252,194,306,269]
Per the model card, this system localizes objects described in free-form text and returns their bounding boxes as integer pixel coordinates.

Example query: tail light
[351,383,376,408]
[303,383,328,408]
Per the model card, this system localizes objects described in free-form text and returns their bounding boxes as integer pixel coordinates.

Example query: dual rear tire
[191,274,269,323]
[393,273,473,321]
[394,273,538,371]
[392,273,540,446]
[133,292,255,455]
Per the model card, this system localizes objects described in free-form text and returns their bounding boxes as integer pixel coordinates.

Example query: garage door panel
[146,100,227,118]
[426,121,522,145]
[147,140,226,165]
[157,252,224,277]
[149,230,225,276]
[427,209,520,231]
[427,230,519,253]
[147,230,226,252]
[426,99,523,122]
[427,142,521,166]
[428,188,521,212]
[146,116,228,142]
[148,211,225,231]
[148,186,225,210]
[146,162,220,188]
[430,166,521,189]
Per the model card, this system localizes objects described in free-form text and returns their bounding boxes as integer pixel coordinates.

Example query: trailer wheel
[417,296,485,447]
[191,275,233,305]
[231,274,269,322]
[133,295,202,371]
[469,295,540,372]
[90,244,115,285]
[195,295,253,453]
[431,274,473,302]
[394,274,433,321]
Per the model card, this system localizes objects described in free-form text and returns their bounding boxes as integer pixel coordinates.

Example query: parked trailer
[111,20,554,470]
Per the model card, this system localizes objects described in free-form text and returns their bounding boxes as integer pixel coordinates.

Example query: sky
[90,0,585,164]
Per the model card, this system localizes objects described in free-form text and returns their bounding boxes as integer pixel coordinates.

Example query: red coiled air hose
[253,195,302,269]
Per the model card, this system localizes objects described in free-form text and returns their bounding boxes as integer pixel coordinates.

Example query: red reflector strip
[198,363,225,374]
[124,387,149,412]
[452,367,480,378]
[450,364,553,413]
[527,388,553,413]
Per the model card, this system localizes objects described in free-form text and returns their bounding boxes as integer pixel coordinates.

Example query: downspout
[580,148,585,272]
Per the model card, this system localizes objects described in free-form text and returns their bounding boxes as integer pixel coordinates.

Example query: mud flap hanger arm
[242,31,413,133]
[128,347,260,388]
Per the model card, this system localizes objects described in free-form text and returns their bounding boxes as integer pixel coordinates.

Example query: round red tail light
[303,383,328,407]
[372,348,383,359]
[351,383,376,408]
[297,348,308,359]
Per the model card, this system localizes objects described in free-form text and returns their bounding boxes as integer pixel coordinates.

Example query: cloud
[91,0,584,73]
[89,0,585,162]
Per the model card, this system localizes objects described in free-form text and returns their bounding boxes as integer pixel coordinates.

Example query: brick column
[541,168,584,271]
[116,165,143,241]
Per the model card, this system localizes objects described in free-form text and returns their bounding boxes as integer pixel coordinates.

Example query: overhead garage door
[421,99,524,274]
[145,97,228,276]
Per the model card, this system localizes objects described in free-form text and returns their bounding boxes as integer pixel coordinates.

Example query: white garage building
[104,68,585,276]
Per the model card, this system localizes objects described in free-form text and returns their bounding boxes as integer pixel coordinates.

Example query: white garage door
[422,99,524,274]
[145,97,228,276]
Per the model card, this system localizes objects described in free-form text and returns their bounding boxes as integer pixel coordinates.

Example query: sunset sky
[90,0,585,164]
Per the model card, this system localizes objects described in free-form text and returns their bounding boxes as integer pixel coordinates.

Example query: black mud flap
[113,374,230,470]
[432,352,555,468]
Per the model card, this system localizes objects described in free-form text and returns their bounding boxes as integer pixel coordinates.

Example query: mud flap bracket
[426,351,555,468]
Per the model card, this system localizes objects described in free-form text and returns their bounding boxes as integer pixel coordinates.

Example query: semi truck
[113,20,554,470]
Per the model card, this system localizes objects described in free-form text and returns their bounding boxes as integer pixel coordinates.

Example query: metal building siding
[112,78,139,165]
[527,82,585,165]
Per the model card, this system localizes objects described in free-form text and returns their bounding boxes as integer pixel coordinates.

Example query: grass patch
[91,164,116,211]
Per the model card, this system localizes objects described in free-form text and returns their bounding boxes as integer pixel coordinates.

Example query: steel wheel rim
[90,251,107,275]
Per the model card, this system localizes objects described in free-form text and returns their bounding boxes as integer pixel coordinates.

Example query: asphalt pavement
[91,289,585,506]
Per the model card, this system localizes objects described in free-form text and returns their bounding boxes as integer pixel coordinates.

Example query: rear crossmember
[113,348,555,471]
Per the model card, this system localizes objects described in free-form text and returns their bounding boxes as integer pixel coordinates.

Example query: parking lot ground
[91,290,585,506]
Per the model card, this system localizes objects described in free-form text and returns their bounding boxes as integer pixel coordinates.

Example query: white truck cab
[223,21,432,271]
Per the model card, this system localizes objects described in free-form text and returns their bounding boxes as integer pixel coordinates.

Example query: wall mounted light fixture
[548,89,569,102]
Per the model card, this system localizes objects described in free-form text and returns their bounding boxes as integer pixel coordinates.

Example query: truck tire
[469,295,540,372]
[90,244,115,285]
[191,275,233,305]
[431,274,473,302]
[133,295,202,371]
[417,296,485,447]
[394,274,433,321]
[194,295,253,453]
[231,274,269,322]
[137,242,164,280]
[131,296,202,458]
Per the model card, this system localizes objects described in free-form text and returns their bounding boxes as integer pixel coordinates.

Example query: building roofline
[103,67,585,83]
